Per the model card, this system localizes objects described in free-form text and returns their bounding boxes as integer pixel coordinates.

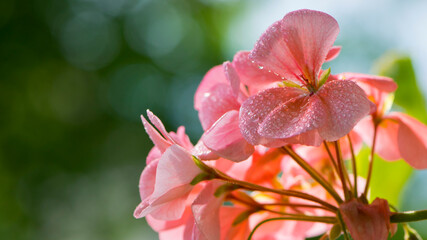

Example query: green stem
[364,123,378,196]
[323,141,339,173]
[337,211,351,240]
[247,216,337,240]
[391,210,427,223]
[334,141,351,201]
[282,146,343,204]
[217,171,338,211]
[262,203,334,212]
[347,134,358,198]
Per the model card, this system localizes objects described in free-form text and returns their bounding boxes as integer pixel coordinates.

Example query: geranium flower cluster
[134,9,427,240]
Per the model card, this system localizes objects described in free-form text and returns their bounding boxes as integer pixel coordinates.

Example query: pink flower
[339,198,394,240]
[195,63,254,162]
[355,82,427,169]
[134,144,203,220]
[134,111,205,220]
[239,9,372,146]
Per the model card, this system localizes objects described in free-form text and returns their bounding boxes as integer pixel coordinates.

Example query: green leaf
[356,147,412,206]
[329,223,342,240]
[374,52,427,123]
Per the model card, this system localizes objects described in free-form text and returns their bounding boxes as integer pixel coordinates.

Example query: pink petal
[391,112,427,169]
[244,148,283,184]
[202,110,254,162]
[191,140,220,160]
[336,72,397,93]
[146,207,192,232]
[239,87,306,145]
[198,83,240,130]
[223,61,247,104]
[138,159,159,201]
[194,65,228,110]
[325,46,341,62]
[192,181,224,240]
[259,94,327,139]
[232,51,283,87]
[250,9,339,82]
[169,126,193,151]
[141,114,171,153]
[147,110,175,143]
[219,206,251,239]
[317,80,371,141]
[148,145,201,217]
[339,198,391,240]
[376,119,401,161]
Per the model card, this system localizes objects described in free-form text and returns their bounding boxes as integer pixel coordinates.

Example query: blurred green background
[1,0,427,239]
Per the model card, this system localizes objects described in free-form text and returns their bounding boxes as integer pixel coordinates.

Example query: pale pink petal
[259,94,327,139]
[149,194,189,220]
[138,159,159,201]
[317,80,371,141]
[191,140,220,160]
[192,181,224,240]
[146,146,162,165]
[194,65,228,110]
[250,9,339,82]
[376,119,401,161]
[198,83,240,130]
[232,51,283,87]
[324,46,341,62]
[146,207,192,232]
[339,198,391,240]
[141,114,171,153]
[147,110,175,143]
[223,61,247,104]
[390,112,427,169]
[158,225,186,240]
[147,145,201,219]
[280,129,323,146]
[239,87,306,145]
[336,72,397,93]
[203,110,254,162]
[169,126,193,151]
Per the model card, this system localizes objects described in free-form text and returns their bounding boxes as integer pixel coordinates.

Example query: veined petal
[259,94,326,139]
[250,9,339,82]
[198,84,240,130]
[239,87,306,145]
[232,51,283,87]
[390,112,427,169]
[336,72,397,93]
[325,46,341,62]
[317,80,371,141]
[194,65,228,110]
[203,110,254,162]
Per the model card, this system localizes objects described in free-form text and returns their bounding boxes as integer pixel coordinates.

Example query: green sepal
[318,67,331,88]
[232,210,254,226]
[329,223,342,240]
[214,184,240,197]
[190,172,215,185]
[192,156,217,175]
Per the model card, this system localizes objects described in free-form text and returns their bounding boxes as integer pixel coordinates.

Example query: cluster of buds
[134,9,427,240]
